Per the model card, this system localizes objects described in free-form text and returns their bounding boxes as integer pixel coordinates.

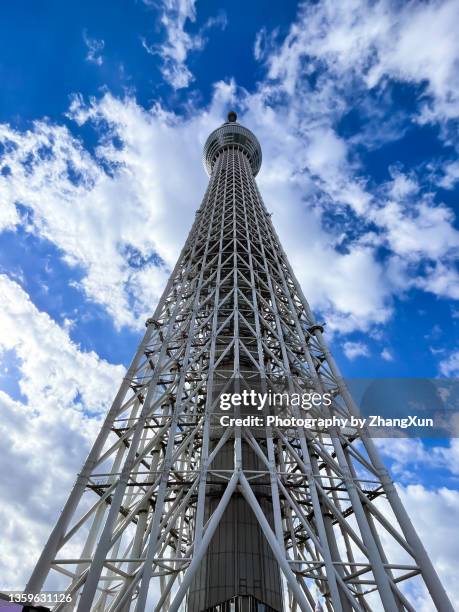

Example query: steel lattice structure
[26,113,453,612]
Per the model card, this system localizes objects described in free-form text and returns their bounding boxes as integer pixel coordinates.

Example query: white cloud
[431,440,459,477]
[381,347,393,361]
[371,198,459,260]
[439,350,459,376]
[160,0,201,88]
[438,160,459,190]
[396,484,459,609]
[142,0,201,89]
[303,127,363,211]
[363,171,459,301]
[0,192,20,230]
[143,0,226,90]
[83,29,104,66]
[343,341,370,360]
[0,275,124,414]
[389,172,419,199]
[0,274,124,587]
[0,94,213,328]
[369,439,459,607]
[419,265,459,300]
[377,437,459,481]
[265,0,459,123]
[254,27,266,61]
[290,244,390,333]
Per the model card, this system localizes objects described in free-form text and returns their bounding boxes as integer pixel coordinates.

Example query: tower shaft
[26,115,453,612]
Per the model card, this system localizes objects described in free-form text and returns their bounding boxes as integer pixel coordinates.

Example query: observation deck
[203,111,262,177]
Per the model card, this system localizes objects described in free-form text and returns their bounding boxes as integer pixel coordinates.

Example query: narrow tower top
[203,111,262,177]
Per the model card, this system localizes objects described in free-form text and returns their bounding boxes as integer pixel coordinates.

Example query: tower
[26,113,453,611]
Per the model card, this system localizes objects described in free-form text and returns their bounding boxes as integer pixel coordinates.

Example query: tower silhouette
[27,113,453,612]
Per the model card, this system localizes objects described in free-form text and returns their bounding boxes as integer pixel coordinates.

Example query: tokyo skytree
[26,112,453,612]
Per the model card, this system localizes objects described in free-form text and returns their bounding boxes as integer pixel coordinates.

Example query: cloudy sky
[0,0,458,607]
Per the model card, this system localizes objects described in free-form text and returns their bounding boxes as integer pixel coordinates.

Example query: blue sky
[0,0,459,606]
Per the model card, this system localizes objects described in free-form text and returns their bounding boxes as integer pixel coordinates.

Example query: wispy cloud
[439,350,459,376]
[381,347,394,361]
[438,160,459,190]
[142,0,226,89]
[343,341,370,360]
[83,29,105,66]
